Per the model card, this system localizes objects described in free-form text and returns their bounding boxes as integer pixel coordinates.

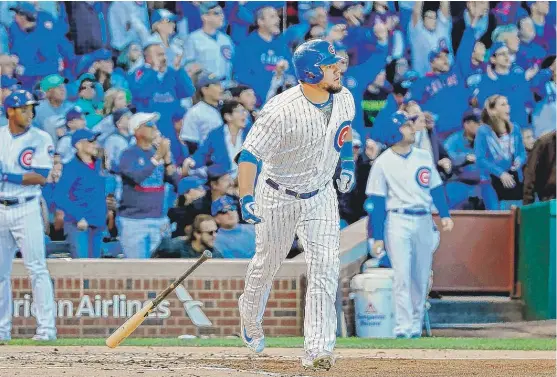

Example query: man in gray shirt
[34,74,74,142]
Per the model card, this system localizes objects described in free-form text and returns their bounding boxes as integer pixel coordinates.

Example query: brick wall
[10,275,305,338]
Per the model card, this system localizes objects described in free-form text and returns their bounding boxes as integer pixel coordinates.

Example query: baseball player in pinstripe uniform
[0,90,57,342]
[236,39,355,370]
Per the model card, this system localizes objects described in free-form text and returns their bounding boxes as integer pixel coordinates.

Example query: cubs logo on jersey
[416,166,431,188]
[221,45,233,60]
[334,121,351,152]
[18,147,36,170]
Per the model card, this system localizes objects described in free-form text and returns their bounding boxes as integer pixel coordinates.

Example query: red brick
[267,301,278,308]
[22,279,30,289]
[100,280,106,289]
[264,319,278,326]
[213,280,219,290]
[280,301,297,308]
[231,280,237,290]
[224,292,233,299]
[177,318,193,326]
[57,327,79,335]
[279,327,299,335]
[134,279,141,289]
[196,280,202,289]
[220,300,237,308]
[13,279,19,289]
[221,280,228,290]
[281,280,288,290]
[197,292,221,299]
[148,328,157,336]
[280,319,297,326]
[273,281,280,290]
[239,280,245,289]
[117,280,124,289]
[74,279,80,289]
[275,292,296,299]
[64,278,72,289]
[217,319,239,326]
[56,279,63,289]
[144,280,151,290]
[223,327,234,335]
[91,280,98,289]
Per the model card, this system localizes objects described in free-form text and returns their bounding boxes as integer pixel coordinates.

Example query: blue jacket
[455,25,487,86]
[474,124,526,182]
[128,64,194,164]
[191,125,243,171]
[54,157,107,228]
[369,93,398,143]
[444,130,481,183]
[233,31,292,104]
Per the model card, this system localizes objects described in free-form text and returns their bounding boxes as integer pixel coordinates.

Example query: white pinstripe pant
[239,180,340,356]
[0,198,56,339]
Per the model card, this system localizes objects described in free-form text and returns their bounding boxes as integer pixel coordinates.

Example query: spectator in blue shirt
[475,94,527,209]
[283,5,329,50]
[179,72,223,153]
[128,40,194,166]
[517,17,547,70]
[184,2,235,86]
[531,57,556,138]
[103,108,132,204]
[233,6,292,104]
[107,1,150,52]
[56,106,86,163]
[66,2,109,57]
[0,74,18,126]
[212,196,255,258]
[192,99,247,178]
[528,1,556,55]
[92,88,130,145]
[74,73,104,129]
[9,2,74,90]
[444,108,498,209]
[54,129,107,258]
[34,74,74,142]
[229,84,258,132]
[149,9,186,71]
[117,112,181,258]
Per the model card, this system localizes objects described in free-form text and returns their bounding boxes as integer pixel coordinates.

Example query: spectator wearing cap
[103,107,132,204]
[408,1,453,77]
[517,17,547,71]
[107,1,150,52]
[76,48,115,93]
[226,2,272,45]
[229,84,258,131]
[8,1,74,90]
[167,176,208,238]
[117,112,180,258]
[475,94,527,210]
[0,75,19,126]
[33,74,74,143]
[54,129,106,258]
[444,108,495,209]
[74,73,104,129]
[56,106,86,163]
[453,12,488,87]
[212,196,255,258]
[189,164,236,220]
[406,39,471,139]
[92,88,130,145]
[234,6,292,104]
[191,99,247,178]
[184,2,235,87]
[179,71,223,153]
[128,40,194,166]
[527,1,556,55]
[474,42,551,129]
[116,42,144,76]
[451,1,496,56]
[149,9,185,70]
[153,214,224,259]
[491,25,523,69]
[66,2,110,57]
[523,130,556,205]
[284,5,329,51]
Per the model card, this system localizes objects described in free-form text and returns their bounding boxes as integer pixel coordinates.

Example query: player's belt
[0,196,35,207]
[265,179,319,200]
[390,208,430,216]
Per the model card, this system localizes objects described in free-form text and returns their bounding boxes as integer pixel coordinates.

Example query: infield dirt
[0,346,554,377]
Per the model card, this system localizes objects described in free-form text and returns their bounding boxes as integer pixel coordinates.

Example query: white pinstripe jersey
[242,85,355,192]
[0,125,54,198]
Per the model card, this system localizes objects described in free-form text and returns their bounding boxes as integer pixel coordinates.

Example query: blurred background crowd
[1,1,555,259]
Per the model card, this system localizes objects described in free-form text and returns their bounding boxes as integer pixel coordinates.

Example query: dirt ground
[0,346,554,377]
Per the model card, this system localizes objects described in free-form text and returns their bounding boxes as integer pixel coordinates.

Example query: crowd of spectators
[1,1,554,259]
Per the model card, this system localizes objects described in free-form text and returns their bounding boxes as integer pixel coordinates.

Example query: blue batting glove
[240,195,263,224]
[336,161,356,193]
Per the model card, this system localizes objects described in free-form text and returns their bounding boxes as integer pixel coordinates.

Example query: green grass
[5,337,555,351]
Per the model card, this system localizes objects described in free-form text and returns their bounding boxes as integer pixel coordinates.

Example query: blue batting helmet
[380,111,419,146]
[4,89,38,113]
[292,39,344,84]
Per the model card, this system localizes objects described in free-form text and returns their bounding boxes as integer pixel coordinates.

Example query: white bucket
[350,269,395,338]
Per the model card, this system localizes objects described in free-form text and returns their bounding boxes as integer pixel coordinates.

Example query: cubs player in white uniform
[236,39,355,371]
[366,111,454,339]
[0,90,57,342]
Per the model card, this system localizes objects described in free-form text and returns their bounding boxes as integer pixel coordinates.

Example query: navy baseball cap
[489,41,507,57]
[10,2,37,21]
[196,72,224,90]
[207,164,232,180]
[391,111,418,127]
[462,108,481,123]
[1,75,19,89]
[4,89,37,112]
[152,9,177,25]
[71,129,100,147]
[428,40,450,62]
[113,108,132,124]
[211,196,237,216]
[66,106,84,122]
[178,176,207,195]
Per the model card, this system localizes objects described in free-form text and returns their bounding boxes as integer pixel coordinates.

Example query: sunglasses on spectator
[218,206,238,215]
[200,230,217,235]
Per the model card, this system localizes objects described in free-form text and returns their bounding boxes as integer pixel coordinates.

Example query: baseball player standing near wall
[236,39,355,371]
[366,111,454,339]
[0,90,56,342]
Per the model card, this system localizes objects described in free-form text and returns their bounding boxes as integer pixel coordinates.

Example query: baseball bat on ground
[105,250,212,348]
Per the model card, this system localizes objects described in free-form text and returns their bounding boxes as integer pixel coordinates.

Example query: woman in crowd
[92,88,130,145]
[475,94,527,209]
